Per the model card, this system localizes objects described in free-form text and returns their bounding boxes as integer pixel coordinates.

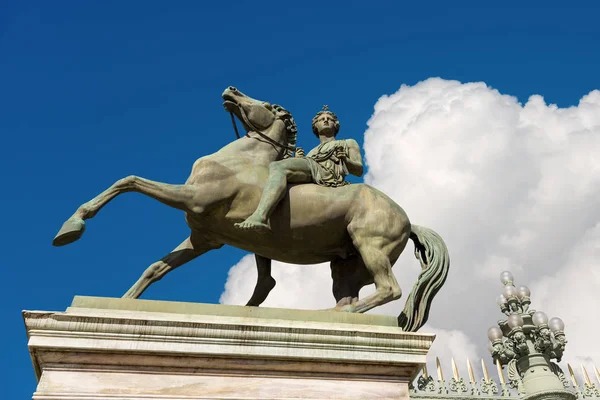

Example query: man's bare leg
[235,158,313,233]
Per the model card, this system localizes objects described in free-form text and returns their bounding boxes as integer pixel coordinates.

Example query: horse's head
[222,86,277,132]
[222,86,297,158]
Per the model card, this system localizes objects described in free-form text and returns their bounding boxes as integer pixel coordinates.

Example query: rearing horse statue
[53,87,449,332]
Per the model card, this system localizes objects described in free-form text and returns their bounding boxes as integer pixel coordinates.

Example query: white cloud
[220,255,333,310]
[425,327,480,381]
[529,222,600,367]
[221,78,600,381]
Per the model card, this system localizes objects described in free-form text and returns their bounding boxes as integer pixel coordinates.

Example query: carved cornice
[24,304,434,383]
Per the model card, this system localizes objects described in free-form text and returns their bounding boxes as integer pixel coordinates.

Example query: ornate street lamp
[487,271,575,400]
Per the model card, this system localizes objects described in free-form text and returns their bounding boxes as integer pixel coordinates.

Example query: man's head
[312,106,340,138]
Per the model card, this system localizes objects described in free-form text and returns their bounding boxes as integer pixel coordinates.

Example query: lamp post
[487,271,575,400]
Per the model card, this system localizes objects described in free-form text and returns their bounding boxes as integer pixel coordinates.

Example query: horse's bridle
[229,104,296,153]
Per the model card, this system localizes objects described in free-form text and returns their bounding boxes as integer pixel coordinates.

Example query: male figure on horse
[52,87,449,332]
[235,106,364,233]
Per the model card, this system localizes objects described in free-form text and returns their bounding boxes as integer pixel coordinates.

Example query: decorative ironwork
[467,358,481,396]
[488,272,568,370]
[584,383,600,399]
[436,357,449,394]
[480,377,500,396]
[507,359,525,395]
[568,363,585,399]
[495,359,511,397]
[550,362,570,389]
[410,271,599,399]
[449,377,469,394]
[409,359,600,399]
[581,365,600,398]
[417,375,436,393]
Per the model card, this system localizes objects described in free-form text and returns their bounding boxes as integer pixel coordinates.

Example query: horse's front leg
[123,234,222,299]
[53,175,200,246]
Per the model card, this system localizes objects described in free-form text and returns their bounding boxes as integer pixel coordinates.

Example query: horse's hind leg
[343,243,402,313]
[330,256,373,308]
[53,175,201,246]
[246,255,276,307]
[338,215,410,314]
[123,234,222,299]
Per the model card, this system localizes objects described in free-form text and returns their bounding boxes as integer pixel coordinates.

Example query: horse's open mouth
[223,100,237,112]
[222,91,239,112]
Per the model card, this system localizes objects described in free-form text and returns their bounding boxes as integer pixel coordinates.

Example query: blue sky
[2,1,600,397]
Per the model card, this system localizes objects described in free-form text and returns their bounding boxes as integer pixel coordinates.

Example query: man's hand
[334,147,347,159]
[295,147,305,158]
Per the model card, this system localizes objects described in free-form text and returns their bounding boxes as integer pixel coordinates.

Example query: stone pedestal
[24,296,434,399]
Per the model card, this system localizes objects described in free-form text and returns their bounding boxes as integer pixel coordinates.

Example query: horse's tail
[397,225,450,332]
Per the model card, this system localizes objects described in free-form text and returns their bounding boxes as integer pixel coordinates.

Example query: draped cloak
[305,139,350,187]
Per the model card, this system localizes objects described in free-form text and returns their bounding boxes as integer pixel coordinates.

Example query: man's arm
[343,139,363,177]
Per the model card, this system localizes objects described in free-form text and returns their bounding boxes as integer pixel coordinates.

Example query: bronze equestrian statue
[53,87,449,332]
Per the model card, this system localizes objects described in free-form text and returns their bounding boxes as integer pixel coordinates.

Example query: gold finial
[568,364,579,386]
[436,357,444,381]
[582,365,592,386]
[481,359,491,381]
[467,359,476,383]
[496,359,506,385]
[452,358,460,380]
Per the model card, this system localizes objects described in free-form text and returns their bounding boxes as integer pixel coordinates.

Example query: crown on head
[311,105,340,136]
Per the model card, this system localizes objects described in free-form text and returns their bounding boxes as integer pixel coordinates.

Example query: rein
[230,112,241,139]
[229,106,296,153]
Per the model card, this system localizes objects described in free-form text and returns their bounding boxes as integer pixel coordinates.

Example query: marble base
[24,296,434,399]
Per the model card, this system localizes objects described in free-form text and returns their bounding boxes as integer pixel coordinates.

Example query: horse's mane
[273,104,297,159]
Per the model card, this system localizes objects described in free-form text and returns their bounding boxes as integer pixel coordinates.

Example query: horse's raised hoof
[52,218,86,246]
